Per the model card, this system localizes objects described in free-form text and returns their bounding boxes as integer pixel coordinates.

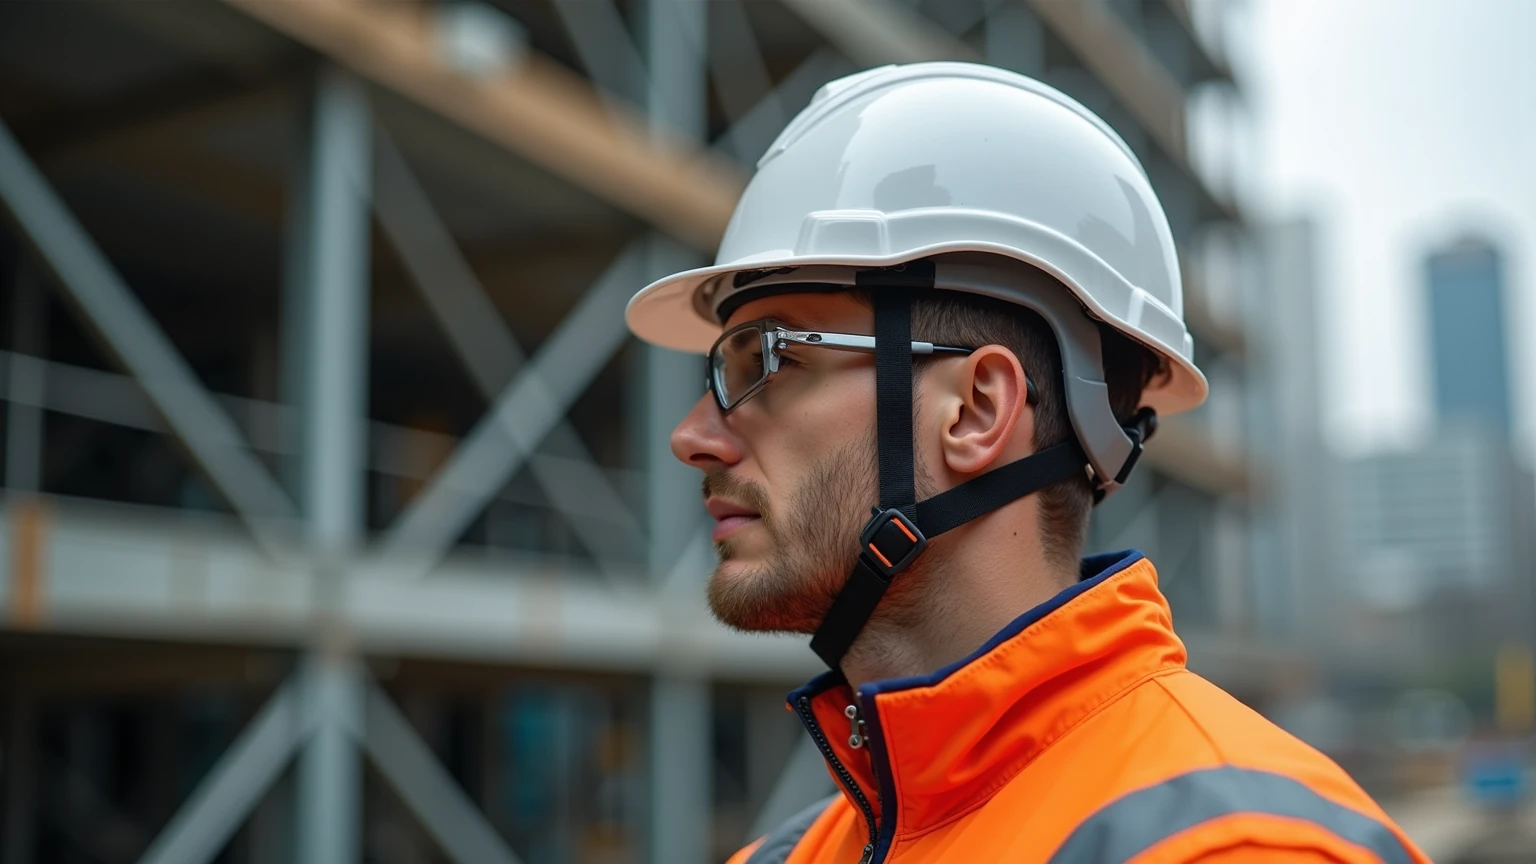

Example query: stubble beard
[704,441,875,634]
[704,438,940,635]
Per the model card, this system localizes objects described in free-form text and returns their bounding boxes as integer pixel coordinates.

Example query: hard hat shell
[626,62,1208,416]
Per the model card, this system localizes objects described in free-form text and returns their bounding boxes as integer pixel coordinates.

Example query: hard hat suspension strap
[873,286,918,519]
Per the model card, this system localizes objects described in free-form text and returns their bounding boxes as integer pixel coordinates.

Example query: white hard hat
[626,61,1207,417]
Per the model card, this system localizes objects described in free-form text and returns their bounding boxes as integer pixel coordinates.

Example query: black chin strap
[807,286,1152,671]
[874,287,918,517]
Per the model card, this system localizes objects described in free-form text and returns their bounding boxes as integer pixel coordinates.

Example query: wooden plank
[7,497,49,628]
[217,0,744,250]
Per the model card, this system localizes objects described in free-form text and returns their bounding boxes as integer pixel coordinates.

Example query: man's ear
[940,345,1033,475]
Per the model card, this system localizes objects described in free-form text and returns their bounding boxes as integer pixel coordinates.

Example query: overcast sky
[1234,0,1536,459]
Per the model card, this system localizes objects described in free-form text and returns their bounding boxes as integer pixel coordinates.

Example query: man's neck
[837,518,1075,690]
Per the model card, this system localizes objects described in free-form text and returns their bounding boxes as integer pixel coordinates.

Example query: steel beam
[0,351,649,528]
[375,241,643,575]
[644,0,708,143]
[362,684,523,864]
[371,129,646,575]
[706,0,783,162]
[296,654,364,864]
[551,0,648,111]
[649,674,711,864]
[0,499,822,677]
[552,0,707,573]
[136,680,305,864]
[289,65,372,864]
[641,0,710,578]
[642,6,714,864]
[296,67,372,553]
[0,116,297,548]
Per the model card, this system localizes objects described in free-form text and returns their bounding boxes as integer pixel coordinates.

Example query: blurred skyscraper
[1427,237,1514,438]
[1332,233,1534,683]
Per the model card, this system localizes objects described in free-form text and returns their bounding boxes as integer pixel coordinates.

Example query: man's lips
[706,498,761,541]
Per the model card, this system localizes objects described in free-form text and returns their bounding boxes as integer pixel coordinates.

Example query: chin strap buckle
[859,507,928,579]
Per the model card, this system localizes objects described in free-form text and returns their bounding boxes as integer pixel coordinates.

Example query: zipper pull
[844,703,867,749]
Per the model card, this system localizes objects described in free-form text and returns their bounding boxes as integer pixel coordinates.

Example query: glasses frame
[706,318,975,414]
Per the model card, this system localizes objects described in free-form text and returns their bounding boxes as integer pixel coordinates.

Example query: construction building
[0,2,1278,862]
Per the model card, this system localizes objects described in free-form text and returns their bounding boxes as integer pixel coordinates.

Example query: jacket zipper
[796,696,878,864]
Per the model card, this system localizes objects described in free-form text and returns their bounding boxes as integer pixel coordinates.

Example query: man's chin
[704,561,824,635]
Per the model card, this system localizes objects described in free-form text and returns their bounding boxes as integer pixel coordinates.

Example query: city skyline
[1247,0,1536,461]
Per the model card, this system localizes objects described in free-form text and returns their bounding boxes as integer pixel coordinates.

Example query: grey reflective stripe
[1049,766,1413,864]
[745,795,837,864]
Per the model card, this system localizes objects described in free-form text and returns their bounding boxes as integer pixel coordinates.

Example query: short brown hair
[906,287,1162,569]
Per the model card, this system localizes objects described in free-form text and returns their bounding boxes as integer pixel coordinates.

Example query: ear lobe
[941,346,1031,475]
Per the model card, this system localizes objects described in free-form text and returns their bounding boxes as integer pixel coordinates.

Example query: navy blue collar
[788,549,1147,705]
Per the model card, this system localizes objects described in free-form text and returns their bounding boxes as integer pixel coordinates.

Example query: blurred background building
[1429,238,1514,440]
[0,1,1528,863]
[1327,234,1536,728]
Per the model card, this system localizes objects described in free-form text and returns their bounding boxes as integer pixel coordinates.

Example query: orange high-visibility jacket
[733,552,1429,864]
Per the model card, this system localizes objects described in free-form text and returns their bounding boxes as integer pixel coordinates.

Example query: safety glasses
[706,318,974,413]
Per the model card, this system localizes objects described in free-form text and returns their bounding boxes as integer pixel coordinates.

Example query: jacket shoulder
[1092,670,1431,863]
[1148,671,1369,799]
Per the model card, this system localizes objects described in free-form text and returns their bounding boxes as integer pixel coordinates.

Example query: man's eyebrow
[769,313,818,331]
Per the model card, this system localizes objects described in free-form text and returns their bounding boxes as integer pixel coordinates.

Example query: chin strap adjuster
[860,507,928,578]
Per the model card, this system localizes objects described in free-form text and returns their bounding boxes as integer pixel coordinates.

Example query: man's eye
[775,352,803,368]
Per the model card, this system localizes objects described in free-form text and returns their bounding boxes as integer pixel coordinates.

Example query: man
[627,63,1428,863]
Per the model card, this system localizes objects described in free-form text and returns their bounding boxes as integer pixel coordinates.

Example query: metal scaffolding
[0,2,1266,862]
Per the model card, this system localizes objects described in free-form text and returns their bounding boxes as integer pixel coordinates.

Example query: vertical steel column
[292,65,372,864]
[642,2,712,863]
[648,675,710,863]
[643,3,708,580]
[5,264,44,492]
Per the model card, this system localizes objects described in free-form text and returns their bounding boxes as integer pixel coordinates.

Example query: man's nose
[671,394,743,470]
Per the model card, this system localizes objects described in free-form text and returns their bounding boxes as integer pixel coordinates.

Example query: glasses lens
[712,323,768,410]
